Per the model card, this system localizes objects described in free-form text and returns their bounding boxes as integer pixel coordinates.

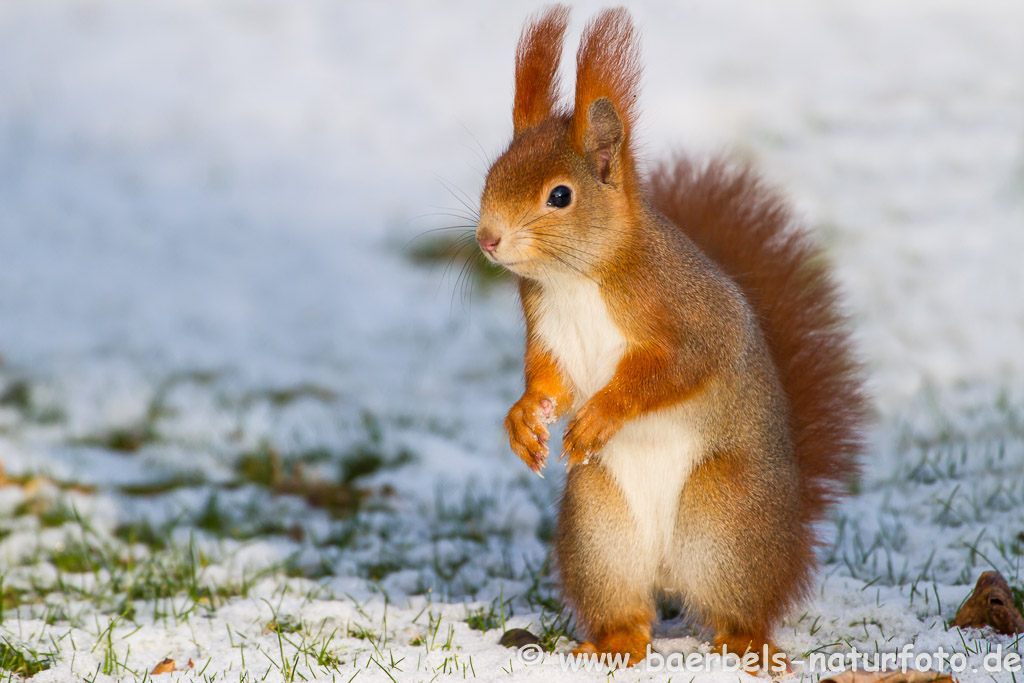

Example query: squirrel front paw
[505,393,557,476]
[561,400,619,471]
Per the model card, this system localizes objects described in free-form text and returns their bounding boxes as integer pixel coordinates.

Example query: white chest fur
[533,273,702,565]
[533,274,626,403]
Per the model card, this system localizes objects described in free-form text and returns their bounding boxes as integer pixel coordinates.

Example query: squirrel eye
[547,185,572,208]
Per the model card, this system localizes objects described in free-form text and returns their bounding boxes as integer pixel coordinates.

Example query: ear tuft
[513,5,571,135]
[571,8,642,184]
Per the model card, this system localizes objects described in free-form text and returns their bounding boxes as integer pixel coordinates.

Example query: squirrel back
[649,159,867,529]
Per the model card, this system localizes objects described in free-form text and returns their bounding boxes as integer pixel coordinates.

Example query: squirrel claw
[561,444,590,473]
[533,453,548,478]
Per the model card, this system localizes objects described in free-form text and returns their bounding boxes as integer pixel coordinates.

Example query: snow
[1,0,1023,681]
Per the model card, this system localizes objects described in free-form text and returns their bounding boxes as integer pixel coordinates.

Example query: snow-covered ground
[1,1,1023,681]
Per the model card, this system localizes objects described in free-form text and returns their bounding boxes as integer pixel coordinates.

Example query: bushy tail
[649,157,868,526]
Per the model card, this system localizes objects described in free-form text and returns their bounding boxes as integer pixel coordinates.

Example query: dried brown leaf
[151,658,176,675]
[821,669,954,683]
[953,571,1024,636]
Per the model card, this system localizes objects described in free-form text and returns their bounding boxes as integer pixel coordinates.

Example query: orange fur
[680,445,810,669]
[571,9,643,192]
[713,632,787,673]
[557,463,655,664]
[648,159,868,527]
[561,347,708,468]
[513,6,570,135]
[505,279,576,474]
[475,7,868,672]
[519,278,575,410]
[573,611,652,664]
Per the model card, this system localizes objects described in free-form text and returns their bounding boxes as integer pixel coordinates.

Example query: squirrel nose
[477,233,501,253]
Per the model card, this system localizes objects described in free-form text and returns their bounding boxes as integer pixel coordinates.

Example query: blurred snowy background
[0,1,1022,681]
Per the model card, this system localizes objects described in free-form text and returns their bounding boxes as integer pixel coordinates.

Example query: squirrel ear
[572,9,642,186]
[584,97,623,184]
[513,5,571,135]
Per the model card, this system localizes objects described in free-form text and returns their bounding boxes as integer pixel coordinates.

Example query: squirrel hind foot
[572,619,650,667]
[712,632,788,674]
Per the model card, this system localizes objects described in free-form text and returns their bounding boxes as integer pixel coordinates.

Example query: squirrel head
[476,6,643,280]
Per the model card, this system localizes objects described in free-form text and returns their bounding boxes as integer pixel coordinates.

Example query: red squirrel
[474,6,867,669]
